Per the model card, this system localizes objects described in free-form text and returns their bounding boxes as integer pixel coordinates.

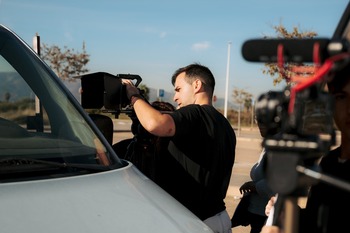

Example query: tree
[262,24,318,86]
[232,87,253,112]
[232,87,253,131]
[41,42,90,82]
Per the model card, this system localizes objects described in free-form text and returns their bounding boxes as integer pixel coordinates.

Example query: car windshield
[0,25,123,181]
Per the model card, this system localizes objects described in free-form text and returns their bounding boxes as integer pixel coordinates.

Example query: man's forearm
[132,97,175,137]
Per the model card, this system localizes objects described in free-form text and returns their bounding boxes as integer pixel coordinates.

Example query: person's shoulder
[169,105,199,122]
[175,104,223,117]
[174,104,205,114]
[200,104,221,113]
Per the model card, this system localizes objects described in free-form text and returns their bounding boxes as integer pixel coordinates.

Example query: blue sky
[0,0,349,100]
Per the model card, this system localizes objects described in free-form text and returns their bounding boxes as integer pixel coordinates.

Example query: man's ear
[193,79,203,92]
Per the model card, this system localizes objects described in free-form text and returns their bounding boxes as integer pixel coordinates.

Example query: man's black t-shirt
[157,104,236,220]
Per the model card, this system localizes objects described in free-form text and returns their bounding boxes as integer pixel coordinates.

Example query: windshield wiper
[0,158,113,173]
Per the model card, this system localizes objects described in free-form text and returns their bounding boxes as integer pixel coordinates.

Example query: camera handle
[296,165,350,192]
[116,74,142,87]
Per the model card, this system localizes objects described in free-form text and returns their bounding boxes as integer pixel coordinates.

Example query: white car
[0,24,212,233]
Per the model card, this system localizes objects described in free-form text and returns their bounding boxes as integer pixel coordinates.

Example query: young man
[262,65,350,233]
[123,63,236,233]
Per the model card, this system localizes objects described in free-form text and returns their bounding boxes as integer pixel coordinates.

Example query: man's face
[173,72,196,108]
[332,78,350,141]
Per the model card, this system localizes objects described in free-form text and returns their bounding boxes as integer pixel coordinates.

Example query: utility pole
[238,101,241,135]
[251,97,255,129]
[33,33,40,55]
[224,41,231,118]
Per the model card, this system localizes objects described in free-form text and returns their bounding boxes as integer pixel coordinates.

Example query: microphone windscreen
[242,38,330,63]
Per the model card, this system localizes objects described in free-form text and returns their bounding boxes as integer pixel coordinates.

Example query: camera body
[256,84,335,149]
[77,72,143,117]
[255,84,335,195]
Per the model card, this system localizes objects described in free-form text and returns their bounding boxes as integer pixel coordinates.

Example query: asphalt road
[112,119,263,233]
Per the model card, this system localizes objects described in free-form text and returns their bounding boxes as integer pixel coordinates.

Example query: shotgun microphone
[241,38,332,63]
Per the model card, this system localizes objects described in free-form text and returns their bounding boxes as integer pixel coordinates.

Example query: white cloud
[191,41,210,51]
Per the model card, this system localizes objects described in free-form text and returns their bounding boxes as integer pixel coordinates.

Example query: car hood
[0,162,212,233]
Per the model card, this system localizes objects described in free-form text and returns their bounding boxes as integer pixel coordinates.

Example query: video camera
[242,38,350,196]
[77,72,145,118]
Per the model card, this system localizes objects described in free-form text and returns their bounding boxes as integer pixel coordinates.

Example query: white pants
[203,210,232,233]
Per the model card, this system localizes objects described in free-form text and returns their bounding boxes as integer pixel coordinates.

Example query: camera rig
[242,37,350,232]
[242,36,350,191]
[77,72,145,118]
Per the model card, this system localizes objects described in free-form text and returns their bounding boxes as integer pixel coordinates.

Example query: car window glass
[0,30,122,181]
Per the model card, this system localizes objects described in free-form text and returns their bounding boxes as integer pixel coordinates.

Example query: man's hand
[261,225,281,233]
[239,181,256,194]
[265,195,277,216]
[122,79,140,99]
[121,79,175,137]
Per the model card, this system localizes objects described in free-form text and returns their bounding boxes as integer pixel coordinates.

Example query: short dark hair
[152,101,176,112]
[171,63,215,96]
